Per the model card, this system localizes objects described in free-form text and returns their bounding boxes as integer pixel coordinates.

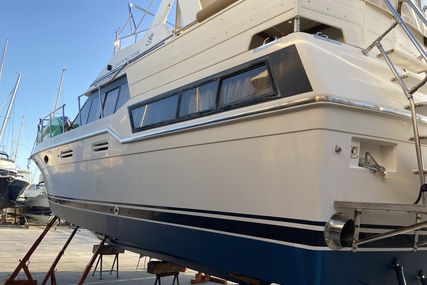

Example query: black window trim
[129,58,278,133]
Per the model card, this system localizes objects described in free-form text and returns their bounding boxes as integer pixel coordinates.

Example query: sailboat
[30,0,427,284]
[0,73,30,210]
[0,38,31,211]
[17,68,67,223]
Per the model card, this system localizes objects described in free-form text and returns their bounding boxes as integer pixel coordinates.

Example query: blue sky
[0,1,134,182]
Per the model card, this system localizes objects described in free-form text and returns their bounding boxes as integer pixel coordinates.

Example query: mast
[53,67,66,111]
[13,115,25,162]
[0,73,21,142]
[0,37,8,79]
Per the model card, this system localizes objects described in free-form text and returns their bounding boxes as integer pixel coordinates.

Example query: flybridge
[89,0,239,92]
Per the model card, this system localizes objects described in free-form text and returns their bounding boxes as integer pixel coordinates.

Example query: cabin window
[131,105,146,129]
[126,45,313,134]
[76,99,92,125]
[219,65,273,107]
[179,81,218,117]
[102,88,120,117]
[116,83,130,112]
[73,77,130,127]
[86,96,102,124]
[129,62,277,132]
[132,94,179,128]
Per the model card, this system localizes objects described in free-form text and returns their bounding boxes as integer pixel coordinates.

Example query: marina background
[0,0,156,182]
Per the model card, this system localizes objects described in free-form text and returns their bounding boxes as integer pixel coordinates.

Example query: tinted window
[142,94,179,127]
[86,96,101,124]
[73,77,130,127]
[219,65,272,107]
[129,62,277,132]
[179,81,218,117]
[102,88,119,117]
[75,99,92,126]
[131,105,146,129]
[116,83,130,112]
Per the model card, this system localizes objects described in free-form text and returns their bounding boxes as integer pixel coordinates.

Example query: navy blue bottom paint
[52,203,427,285]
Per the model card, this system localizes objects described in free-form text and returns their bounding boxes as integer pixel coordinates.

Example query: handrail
[363,0,427,197]
[364,0,427,94]
[397,0,427,93]
[113,1,175,54]
[36,104,67,144]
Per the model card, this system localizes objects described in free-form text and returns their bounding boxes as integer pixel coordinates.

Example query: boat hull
[0,176,30,210]
[48,199,427,285]
[33,95,427,284]
[31,29,427,284]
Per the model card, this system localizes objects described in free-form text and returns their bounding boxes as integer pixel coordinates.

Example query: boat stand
[76,237,106,285]
[392,259,427,285]
[3,215,108,285]
[91,244,124,279]
[3,215,59,285]
[40,226,80,285]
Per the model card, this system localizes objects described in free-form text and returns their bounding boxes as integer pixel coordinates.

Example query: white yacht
[31,0,427,284]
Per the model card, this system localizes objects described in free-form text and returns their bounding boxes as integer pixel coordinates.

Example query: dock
[0,223,221,285]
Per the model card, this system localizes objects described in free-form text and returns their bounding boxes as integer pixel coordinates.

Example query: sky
[0,1,140,183]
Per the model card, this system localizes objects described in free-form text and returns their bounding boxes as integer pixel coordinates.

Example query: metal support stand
[394,259,408,285]
[76,237,107,285]
[40,226,80,285]
[419,270,427,285]
[154,272,180,285]
[3,215,59,285]
[91,245,123,279]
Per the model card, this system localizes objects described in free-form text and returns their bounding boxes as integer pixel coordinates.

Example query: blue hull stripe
[49,199,427,285]
[49,195,427,249]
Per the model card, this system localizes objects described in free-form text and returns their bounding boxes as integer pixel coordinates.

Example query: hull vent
[60,149,73,158]
[92,140,109,152]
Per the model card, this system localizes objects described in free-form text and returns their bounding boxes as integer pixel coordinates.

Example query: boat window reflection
[74,78,130,127]
[219,66,272,107]
[76,99,92,126]
[116,83,130,112]
[141,94,179,127]
[131,105,146,128]
[102,88,120,117]
[179,81,218,117]
[86,96,102,124]
[130,62,275,132]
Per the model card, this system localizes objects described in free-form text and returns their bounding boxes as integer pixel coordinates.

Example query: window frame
[129,60,277,133]
[73,76,130,127]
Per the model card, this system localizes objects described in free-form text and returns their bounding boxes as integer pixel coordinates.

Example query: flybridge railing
[113,3,149,54]
[113,1,176,54]
[36,104,70,144]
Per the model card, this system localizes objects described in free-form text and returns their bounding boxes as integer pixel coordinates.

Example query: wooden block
[147,261,186,274]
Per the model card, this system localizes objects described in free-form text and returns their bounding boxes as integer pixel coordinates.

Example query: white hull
[31,0,427,284]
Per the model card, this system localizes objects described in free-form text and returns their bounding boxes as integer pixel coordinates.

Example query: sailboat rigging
[0,38,30,211]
